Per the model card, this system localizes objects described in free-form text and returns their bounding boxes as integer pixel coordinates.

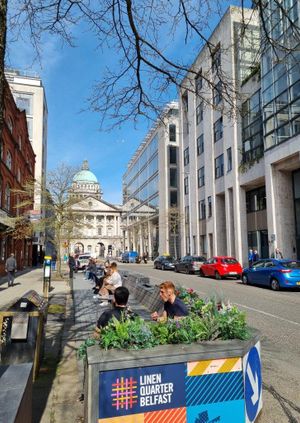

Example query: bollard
[43,256,52,299]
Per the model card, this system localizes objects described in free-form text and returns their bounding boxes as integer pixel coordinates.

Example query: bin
[0,290,48,380]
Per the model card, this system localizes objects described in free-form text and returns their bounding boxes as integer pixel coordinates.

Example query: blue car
[242,259,300,291]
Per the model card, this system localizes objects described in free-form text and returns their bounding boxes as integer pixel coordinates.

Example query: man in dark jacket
[5,253,17,287]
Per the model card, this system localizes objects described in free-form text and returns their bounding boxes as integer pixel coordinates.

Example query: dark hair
[114,286,129,306]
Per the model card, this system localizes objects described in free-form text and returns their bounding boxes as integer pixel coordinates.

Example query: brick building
[0,80,35,276]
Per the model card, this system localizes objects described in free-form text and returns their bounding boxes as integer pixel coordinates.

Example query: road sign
[243,342,262,422]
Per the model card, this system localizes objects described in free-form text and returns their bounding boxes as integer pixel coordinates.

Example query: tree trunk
[0,0,7,151]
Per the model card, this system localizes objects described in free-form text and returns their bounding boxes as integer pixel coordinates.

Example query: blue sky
[6,1,246,204]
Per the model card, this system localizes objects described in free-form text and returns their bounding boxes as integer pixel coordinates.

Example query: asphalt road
[118,263,300,423]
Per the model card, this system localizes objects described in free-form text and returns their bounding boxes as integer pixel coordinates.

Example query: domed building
[69,160,123,258]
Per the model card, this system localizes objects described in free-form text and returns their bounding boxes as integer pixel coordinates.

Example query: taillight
[279,269,292,273]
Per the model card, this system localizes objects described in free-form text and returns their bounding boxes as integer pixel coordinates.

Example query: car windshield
[221,258,238,264]
[281,261,300,269]
[163,256,174,262]
[192,256,205,261]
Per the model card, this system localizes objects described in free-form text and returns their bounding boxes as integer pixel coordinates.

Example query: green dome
[73,170,98,183]
[73,160,98,183]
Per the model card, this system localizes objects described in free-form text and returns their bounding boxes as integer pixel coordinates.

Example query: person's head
[10,253,14,257]
[110,262,118,272]
[159,281,176,302]
[114,286,129,306]
[275,247,279,252]
[249,249,253,252]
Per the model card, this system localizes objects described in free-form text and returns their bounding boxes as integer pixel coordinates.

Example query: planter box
[85,329,262,423]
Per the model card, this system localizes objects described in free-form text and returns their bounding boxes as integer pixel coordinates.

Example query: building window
[6,150,12,170]
[15,94,33,115]
[169,146,177,164]
[199,200,206,220]
[5,184,11,211]
[213,80,222,106]
[215,154,224,178]
[18,135,22,150]
[227,147,232,172]
[212,43,221,73]
[214,117,223,142]
[169,168,177,188]
[184,176,189,195]
[246,186,266,213]
[87,245,92,252]
[208,196,212,217]
[196,102,204,124]
[98,227,102,236]
[184,147,189,166]
[107,227,113,237]
[88,201,93,208]
[185,206,190,224]
[7,117,13,133]
[169,124,176,142]
[170,190,178,207]
[197,166,205,187]
[197,134,204,155]
[195,70,203,94]
[200,235,207,254]
[242,90,263,163]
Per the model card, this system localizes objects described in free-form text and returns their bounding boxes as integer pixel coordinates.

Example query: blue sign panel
[244,345,262,422]
[187,400,245,423]
[99,363,186,419]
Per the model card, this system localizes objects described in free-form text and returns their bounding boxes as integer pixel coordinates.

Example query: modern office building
[122,102,180,258]
[179,2,300,264]
[6,69,48,264]
[179,7,259,265]
[69,160,123,257]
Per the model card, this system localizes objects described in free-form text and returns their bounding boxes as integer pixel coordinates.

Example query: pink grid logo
[111,377,138,410]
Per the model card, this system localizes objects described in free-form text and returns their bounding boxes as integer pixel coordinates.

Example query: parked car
[200,256,243,280]
[242,259,300,291]
[174,255,206,274]
[121,251,139,263]
[153,255,175,270]
[76,254,91,271]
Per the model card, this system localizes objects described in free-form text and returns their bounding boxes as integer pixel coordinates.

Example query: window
[184,147,189,166]
[196,103,204,124]
[6,150,12,170]
[197,134,204,155]
[212,43,221,72]
[7,117,13,133]
[169,146,177,164]
[198,167,205,187]
[200,235,207,254]
[213,81,222,105]
[227,147,232,172]
[185,206,190,224]
[214,117,223,142]
[199,200,206,220]
[246,186,266,213]
[208,196,212,217]
[107,227,113,236]
[15,94,33,115]
[87,245,92,252]
[169,168,177,188]
[215,154,224,178]
[169,124,176,142]
[195,70,203,94]
[184,176,189,195]
[170,191,178,207]
[5,184,11,211]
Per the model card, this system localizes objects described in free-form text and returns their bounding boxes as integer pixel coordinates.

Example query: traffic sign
[243,342,262,422]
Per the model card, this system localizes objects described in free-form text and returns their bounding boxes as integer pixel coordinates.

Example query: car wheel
[242,274,248,284]
[175,266,179,273]
[162,264,165,271]
[199,269,205,277]
[215,271,221,280]
[185,267,189,274]
[270,278,280,291]
[236,274,242,280]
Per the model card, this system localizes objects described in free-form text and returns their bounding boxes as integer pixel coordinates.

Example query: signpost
[43,256,52,299]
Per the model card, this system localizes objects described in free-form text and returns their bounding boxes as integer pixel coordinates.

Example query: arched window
[6,150,12,170]
[5,184,11,211]
[7,117,13,133]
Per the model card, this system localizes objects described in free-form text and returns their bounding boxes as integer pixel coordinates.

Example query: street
[118,263,300,423]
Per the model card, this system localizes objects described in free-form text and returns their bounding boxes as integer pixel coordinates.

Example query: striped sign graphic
[144,407,186,423]
[186,371,244,405]
[187,357,241,376]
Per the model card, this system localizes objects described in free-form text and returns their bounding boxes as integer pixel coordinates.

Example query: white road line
[235,303,300,327]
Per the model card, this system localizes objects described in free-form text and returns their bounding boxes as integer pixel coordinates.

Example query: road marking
[235,303,300,327]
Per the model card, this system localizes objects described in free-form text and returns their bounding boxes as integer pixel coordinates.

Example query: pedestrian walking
[248,249,253,267]
[253,249,260,262]
[68,253,76,279]
[274,247,283,259]
[5,253,17,287]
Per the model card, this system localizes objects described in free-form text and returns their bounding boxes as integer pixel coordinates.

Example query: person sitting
[98,262,122,306]
[92,262,111,295]
[151,281,189,322]
[94,286,130,336]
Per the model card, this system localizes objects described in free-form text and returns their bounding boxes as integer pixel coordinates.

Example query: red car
[199,256,243,280]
